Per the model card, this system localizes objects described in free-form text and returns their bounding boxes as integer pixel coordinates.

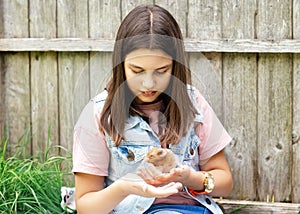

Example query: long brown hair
[101,4,197,146]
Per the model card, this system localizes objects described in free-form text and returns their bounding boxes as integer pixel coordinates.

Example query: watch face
[204,173,214,192]
[206,177,215,190]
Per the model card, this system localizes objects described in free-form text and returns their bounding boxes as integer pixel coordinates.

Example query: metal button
[127,149,135,161]
[189,148,194,156]
[205,198,211,205]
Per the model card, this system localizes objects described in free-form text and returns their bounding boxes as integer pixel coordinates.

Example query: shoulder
[75,90,108,130]
[87,90,108,116]
[92,90,108,109]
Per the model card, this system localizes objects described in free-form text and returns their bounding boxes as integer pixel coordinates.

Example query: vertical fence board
[257,1,292,40]
[89,0,119,97]
[222,0,258,200]
[154,0,188,37]
[188,0,223,119]
[0,1,3,37]
[121,0,154,20]
[29,0,58,155]
[223,53,257,200]
[0,0,3,139]
[294,0,300,38]
[0,56,3,140]
[292,0,300,203]
[257,54,293,202]
[89,53,112,97]
[256,0,293,202]
[57,0,90,153]
[188,0,222,39]
[2,0,30,154]
[292,54,300,203]
[89,0,120,39]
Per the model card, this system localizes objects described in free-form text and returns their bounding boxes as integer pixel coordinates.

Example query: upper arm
[75,172,105,201]
[200,150,231,173]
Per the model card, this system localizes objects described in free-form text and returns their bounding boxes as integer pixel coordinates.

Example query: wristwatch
[203,172,215,193]
[187,172,215,196]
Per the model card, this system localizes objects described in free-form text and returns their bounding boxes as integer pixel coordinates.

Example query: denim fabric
[143,204,213,214]
[99,86,223,214]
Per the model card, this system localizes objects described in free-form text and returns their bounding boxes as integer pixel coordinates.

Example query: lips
[141,91,157,97]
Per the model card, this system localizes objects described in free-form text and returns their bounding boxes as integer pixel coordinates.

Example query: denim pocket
[184,134,200,160]
[182,134,200,170]
[109,144,151,179]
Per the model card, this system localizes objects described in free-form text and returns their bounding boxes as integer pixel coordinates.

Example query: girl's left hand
[138,164,191,186]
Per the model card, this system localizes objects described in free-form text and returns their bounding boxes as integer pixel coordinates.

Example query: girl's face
[124,48,173,104]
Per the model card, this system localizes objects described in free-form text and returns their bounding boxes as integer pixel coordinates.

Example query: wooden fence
[0,0,300,205]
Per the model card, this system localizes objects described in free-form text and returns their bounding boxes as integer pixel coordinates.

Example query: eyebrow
[128,63,172,70]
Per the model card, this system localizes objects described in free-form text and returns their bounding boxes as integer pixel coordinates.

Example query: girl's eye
[155,70,168,75]
[131,69,144,74]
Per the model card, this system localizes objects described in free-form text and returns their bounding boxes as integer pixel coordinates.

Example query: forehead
[125,48,172,66]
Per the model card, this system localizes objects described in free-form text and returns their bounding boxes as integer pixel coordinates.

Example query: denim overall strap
[183,187,223,214]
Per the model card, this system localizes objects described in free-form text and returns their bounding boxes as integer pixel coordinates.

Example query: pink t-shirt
[72,89,232,205]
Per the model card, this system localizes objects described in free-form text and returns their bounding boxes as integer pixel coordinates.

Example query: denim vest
[101,86,223,214]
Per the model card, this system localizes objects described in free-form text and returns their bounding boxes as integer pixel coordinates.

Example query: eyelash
[155,70,167,75]
[131,70,168,74]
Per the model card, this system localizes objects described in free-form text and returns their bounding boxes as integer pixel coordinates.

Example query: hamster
[144,147,178,173]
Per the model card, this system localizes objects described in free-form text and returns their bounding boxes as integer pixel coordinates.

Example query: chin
[136,96,158,104]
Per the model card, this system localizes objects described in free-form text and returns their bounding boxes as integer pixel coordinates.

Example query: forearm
[183,169,233,197]
[76,180,127,214]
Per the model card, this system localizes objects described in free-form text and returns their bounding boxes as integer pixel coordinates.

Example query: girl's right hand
[117,173,182,198]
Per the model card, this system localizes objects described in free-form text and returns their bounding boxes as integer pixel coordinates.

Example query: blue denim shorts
[143,203,213,214]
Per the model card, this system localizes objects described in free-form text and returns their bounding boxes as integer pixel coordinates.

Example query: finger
[160,182,182,191]
[138,166,154,180]
[147,163,162,178]
[145,186,178,197]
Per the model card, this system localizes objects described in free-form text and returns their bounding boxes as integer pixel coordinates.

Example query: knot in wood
[292,132,300,145]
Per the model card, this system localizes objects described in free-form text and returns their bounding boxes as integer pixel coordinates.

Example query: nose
[142,74,155,89]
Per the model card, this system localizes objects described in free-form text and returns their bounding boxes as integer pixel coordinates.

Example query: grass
[0,128,73,214]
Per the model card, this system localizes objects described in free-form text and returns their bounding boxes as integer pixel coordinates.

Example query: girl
[72,4,233,214]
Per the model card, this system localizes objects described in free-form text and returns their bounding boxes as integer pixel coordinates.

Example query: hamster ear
[157,150,163,156]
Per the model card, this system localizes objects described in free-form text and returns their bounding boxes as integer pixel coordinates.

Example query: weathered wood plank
[2,0,30,155]
[0,1,3,38]
[154,0,188,37]
[188,0,223,118]
[0,56,4,140]
[29,0,58,156]
[215,199,300,214]
[223,53,257,200]
[188,0,222,39]
[30,52,58,154]
[295,0,300,39]
[257,54,293,202]
[88,0,119,97]
[121,0,154,20]
[292,53,300,203]
[57,0,90,153]
[292,0,300,204]
[89,52,112,97]
[256,0,293,202]
[222,0,257,200]
[257,1,292,40]
[89,0,120,39]
[0,0,3,139]
[189,52,222,118]
[2,38,300,53]
[222,0,256,39]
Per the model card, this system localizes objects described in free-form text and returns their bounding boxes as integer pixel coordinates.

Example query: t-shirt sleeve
[72,100,109,176]
[194,89,232,164]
